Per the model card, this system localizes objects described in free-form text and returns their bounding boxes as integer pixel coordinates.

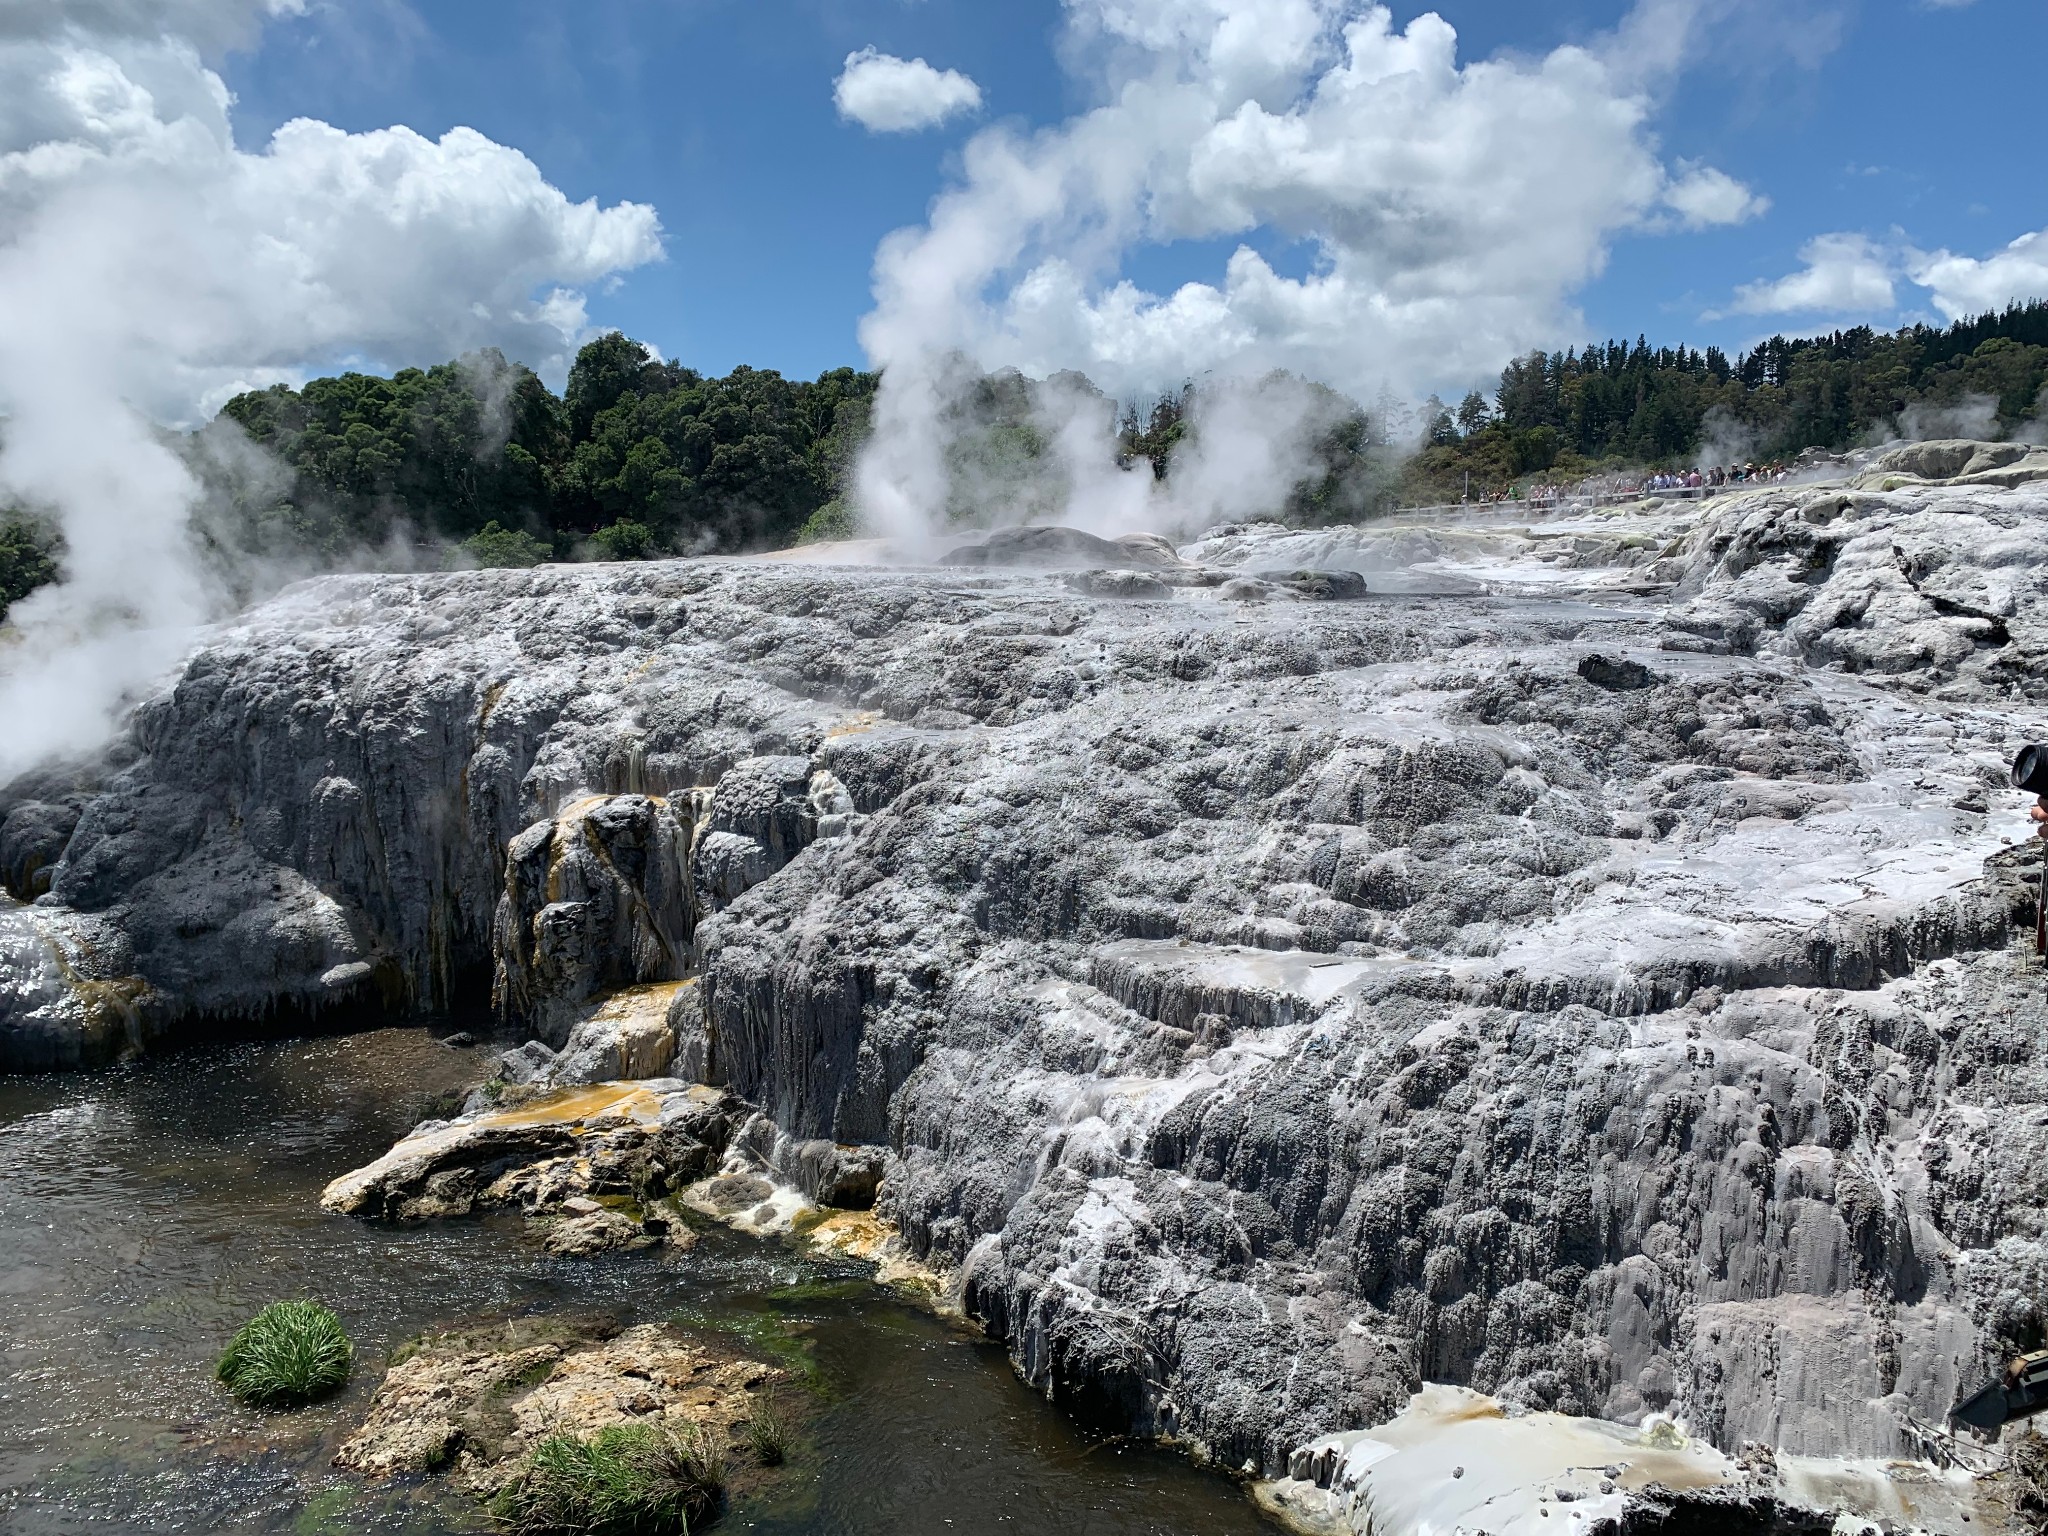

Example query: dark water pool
[0,1029,1279,1535]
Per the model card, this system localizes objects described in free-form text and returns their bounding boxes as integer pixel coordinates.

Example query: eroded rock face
[492,795,699,1044]
[13,481,2048,1494]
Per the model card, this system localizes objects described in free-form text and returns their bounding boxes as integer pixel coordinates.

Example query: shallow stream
[0,1028,1279,1535]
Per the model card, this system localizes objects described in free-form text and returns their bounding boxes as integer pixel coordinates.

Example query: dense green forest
[209,337,878,562]
[1402,299,2048,500]
[2,303,2045,624]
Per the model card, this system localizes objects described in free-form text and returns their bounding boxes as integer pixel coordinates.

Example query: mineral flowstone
[7,465,2048,1493]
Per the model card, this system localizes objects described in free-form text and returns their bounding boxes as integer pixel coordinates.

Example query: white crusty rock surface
[8,464,2048,1506]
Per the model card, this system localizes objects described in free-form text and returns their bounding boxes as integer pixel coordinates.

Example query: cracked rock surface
[8,466,2048,1495]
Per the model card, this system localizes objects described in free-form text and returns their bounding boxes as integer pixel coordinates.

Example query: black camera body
[2016,745,2048,797]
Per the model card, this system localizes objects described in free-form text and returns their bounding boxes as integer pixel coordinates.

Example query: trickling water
[0,1029,1280,1536]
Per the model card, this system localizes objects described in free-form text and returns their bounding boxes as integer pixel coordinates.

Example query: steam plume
[852,0,1764,540]
[0,2,663,780]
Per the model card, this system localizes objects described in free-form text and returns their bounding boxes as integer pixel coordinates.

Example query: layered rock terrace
[6,447,2048,1507]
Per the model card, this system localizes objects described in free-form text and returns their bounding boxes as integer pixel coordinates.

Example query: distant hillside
[1403,300,2048,501]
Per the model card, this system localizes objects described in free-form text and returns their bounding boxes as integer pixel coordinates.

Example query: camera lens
[2014,744,2048,795]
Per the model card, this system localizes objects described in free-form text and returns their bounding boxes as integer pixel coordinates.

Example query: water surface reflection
[0,1031,1278,1535]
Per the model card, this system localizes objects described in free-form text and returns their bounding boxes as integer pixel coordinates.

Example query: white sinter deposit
[6,438,2048,1532]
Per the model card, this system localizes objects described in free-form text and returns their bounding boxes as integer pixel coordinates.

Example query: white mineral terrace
[10,451,2048,1532]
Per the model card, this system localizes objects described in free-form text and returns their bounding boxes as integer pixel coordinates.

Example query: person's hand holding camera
[2018,747,2048,835]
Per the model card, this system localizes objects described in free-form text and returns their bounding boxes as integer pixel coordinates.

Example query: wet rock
[0,800,82,899]
[1216,576,1278,601]
[495,1039,558,1086]
[803,1142,886,1209]
[336,1340,565,1476]
[546,982,689,1084]
[321,1080,741,1246]
[483,980,705,1104]
[336,1318,781,1493]
[1063,569,1172,600]
[696,1173,774,1214]
[492,795,697,1045]
[722,1113,888,1209]
[537,1205,659,1257]
[1576,653,1658,691]
[319,1114,583,1221]
[0,901,148,1069]
[1249,567,1369,599]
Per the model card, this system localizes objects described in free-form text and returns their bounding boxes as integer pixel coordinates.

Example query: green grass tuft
[490,1421,725,1536]
[216,1300,354,1408]
[742,1394,787,1466]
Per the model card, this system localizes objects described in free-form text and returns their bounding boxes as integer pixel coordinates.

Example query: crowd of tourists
[1458,461,1798,509]
[1633,462,1795,493]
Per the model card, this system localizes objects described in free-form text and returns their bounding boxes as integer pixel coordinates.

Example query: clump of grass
[490,1422,725,1536]
[742,1394,787,1466]
[216,1300,354,1408]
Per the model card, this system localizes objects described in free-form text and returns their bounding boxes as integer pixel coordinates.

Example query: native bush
[462,521,552,569]
[216,1300,354,1407]
[490,1421,725,1536]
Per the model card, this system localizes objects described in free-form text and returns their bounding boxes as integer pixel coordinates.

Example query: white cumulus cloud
[853,0,1770,538]
[834,47,982,133]
[861,0,1769,408]
[1661,160,1768,229]
[1710,222,2048,325]
[0,1,664,776]
[1910,227,2048,320]
[1721,232,1896,317]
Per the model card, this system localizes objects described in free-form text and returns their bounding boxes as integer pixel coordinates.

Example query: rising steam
[0,1,663,780]
[849,0,1765,541]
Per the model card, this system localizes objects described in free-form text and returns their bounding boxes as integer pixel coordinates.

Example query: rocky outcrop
[1862,438,2048,489]
[320,1079,741,1253]
[492,794,700,1044]
[336,1315,783,1494]
[489,763,853,1043]
[520,981,693,1085]
[943,525,1189,569]
[13,480,2048,1508]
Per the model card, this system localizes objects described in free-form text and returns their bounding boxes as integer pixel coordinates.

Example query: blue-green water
[0,1029,1279,1535]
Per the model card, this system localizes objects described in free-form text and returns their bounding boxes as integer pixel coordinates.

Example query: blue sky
[214,0,2047,395]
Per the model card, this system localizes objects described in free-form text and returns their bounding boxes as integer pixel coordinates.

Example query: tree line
[209,336,879,564]
[1405,299,2048,500]
[3,304,2045,623]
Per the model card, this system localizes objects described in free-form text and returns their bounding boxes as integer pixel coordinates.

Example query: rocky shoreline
[11,440,2048,1532]
[332,1312,792,1520]
[319,1065,921,1273]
